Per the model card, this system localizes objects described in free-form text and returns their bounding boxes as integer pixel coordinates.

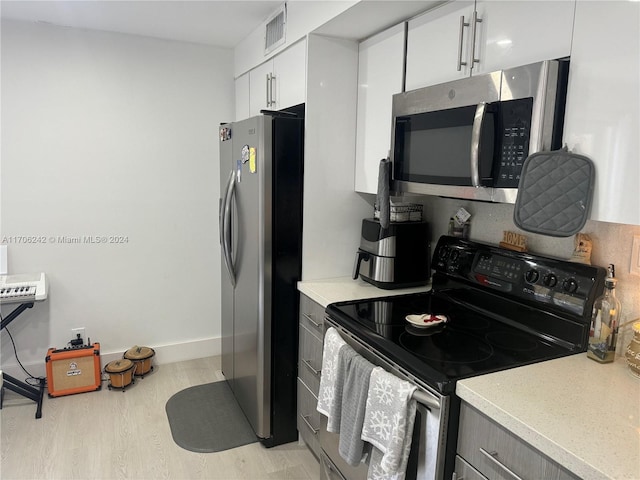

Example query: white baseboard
[1,336,221,381]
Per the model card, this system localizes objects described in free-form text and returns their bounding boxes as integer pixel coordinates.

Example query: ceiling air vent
[264,5,286,55]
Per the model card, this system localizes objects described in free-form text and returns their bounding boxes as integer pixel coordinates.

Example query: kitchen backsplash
[414,195,640,350]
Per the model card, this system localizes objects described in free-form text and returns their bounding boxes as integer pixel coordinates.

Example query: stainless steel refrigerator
[218,112,304,447]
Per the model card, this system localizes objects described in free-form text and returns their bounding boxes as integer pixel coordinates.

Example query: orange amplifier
[46,343,102,397]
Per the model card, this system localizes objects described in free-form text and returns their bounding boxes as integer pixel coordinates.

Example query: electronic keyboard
[0,273,48,305]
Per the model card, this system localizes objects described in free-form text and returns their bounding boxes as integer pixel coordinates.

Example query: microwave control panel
[494,98,533,188]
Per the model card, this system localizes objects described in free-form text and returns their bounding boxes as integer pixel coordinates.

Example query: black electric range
[327,236,607,395]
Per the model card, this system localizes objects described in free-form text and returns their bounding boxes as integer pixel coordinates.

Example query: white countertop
[297,276,430,308]
[457,354,640,480]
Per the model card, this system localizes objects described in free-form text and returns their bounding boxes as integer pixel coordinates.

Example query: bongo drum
[123,346,155,378]
[104,359,135,391]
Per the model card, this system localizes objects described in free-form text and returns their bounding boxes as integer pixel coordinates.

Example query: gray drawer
[299,294,325,337]
[454,455,486,480]
[457,403,579,480]
[297,378,321,459]
[298,323,323,396]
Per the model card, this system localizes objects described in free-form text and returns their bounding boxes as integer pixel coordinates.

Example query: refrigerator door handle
[222,170,237,287]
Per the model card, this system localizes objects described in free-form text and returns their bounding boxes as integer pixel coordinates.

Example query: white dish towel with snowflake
[361,367,417,480]
[316,327,348,431]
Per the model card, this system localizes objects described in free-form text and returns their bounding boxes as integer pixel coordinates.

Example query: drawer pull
[479,448,524,480]
[300,414,319,435]
[302,358,321,377]
[303,313,321,328]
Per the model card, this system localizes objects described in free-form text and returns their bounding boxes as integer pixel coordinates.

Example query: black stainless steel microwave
[391,60,569,203]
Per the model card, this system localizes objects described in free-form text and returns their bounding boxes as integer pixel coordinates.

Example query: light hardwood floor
[1,356,319,480]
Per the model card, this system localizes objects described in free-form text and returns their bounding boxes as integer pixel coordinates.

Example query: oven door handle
[325,317,441,412]
[412,389,440,411]
[470,101,487,188]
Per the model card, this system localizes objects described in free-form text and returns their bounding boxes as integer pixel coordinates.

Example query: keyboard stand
[0,302,45,419]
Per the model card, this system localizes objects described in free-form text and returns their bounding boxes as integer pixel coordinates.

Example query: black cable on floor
[0,312,47,387]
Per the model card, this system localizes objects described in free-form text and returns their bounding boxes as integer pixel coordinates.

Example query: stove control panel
[433,236,607,317]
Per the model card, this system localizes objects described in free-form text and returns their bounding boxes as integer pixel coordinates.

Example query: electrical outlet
[631,235,640,277]
[71,327,86,344]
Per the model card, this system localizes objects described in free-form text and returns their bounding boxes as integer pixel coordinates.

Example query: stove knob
[525,269,539,284]
[563,278,579,293]
[449,250,460,261]
[543,273,558,287]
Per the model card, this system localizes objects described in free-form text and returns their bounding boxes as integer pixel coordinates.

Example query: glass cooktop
[326,291,574,395]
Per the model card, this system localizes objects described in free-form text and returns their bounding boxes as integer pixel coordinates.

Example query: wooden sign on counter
[500,231,527,252]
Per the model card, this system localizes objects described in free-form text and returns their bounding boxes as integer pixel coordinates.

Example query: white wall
[303,34,372,280]
[234,0,356,77]
[0,20,233,377]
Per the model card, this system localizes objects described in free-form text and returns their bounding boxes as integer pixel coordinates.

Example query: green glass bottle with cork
[587,264,621,363]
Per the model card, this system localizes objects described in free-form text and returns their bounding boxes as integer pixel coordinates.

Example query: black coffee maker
[352,218,431,289]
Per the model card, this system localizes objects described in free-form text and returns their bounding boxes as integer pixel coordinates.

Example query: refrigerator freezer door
[230,116,272,440]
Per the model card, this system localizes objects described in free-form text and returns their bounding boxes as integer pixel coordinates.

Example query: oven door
[320,404,430,480]
[321,317,449,480]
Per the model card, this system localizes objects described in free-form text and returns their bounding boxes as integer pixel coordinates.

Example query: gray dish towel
[338,354,375,466]
[325,344,358,433]
[361,367,417,480]
[377,158,391,229]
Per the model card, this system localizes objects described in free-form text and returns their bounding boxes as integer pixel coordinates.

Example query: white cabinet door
[355,24,405,194]
[406,1,475,90]
[474,0,575,75]
[406,1,575,91]
[563,0,640,226]
[247,40,306,116]
[235,72,250,121]
[273,38,306,110]
[249,60,274,117]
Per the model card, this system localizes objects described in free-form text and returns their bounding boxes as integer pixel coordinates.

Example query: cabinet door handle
[270,74,276,107]
[457,15,470,71]
[300,414,319,435]
[470,10,482,70]
[303,313,321,328]
[302,358,321,377]
[266,73,271,106]
[479,448,524,480]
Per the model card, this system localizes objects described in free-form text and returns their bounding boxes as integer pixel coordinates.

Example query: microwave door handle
[470,102,487,187]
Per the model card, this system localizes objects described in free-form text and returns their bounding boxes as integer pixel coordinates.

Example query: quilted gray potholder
[514,148,595,237]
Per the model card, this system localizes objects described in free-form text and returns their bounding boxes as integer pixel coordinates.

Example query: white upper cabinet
[273,39,306,112]
[249,60,274,116]
[472,0,575,75]
[248,38,306,117]
[406,1,575,91]
[406,1,475,90]
[355,24,405,194]
[563,0,640,226]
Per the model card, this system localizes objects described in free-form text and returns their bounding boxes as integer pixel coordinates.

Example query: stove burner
[399,329,494,364]
[486,331,539,352]
[405,323,445,336]
[449,314,491,331]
